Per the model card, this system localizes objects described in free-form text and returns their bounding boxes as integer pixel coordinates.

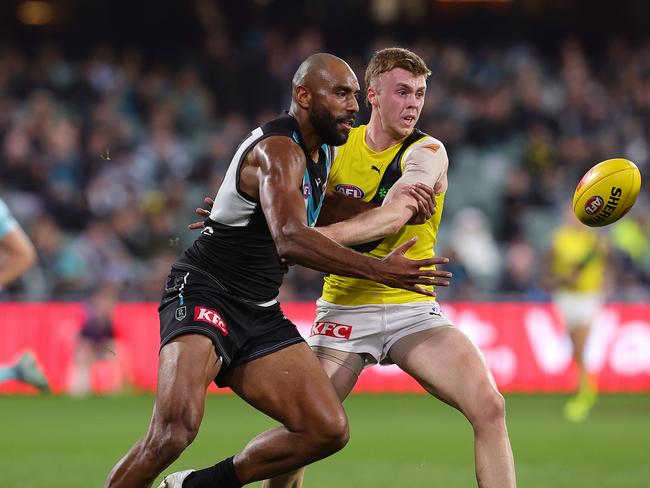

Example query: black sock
[183,456,242,488]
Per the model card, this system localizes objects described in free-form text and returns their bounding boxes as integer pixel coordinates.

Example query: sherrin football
[573,158,641,227]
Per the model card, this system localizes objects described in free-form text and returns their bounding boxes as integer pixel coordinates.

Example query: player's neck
[288,107,322,159]
[365,112,408,152]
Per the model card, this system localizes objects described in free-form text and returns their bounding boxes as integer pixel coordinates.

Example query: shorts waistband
[172,263,278,307]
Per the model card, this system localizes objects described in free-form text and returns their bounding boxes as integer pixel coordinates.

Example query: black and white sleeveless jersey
[176,112,333,303]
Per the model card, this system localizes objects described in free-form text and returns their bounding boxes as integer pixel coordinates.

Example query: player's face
[310,73,360,146]
[371,68,426,139]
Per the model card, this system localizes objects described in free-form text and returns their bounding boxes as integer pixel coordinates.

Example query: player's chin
[391,124,411,138]
[334,125,352,144]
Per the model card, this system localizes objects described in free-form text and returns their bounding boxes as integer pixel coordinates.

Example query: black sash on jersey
[352,129,427,254]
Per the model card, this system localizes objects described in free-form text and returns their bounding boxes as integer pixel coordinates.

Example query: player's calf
[262,469,305,488]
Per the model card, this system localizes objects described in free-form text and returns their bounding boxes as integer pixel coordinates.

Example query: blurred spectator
[449,207,502,291]
[433,246,473,302]
[30,214,86,298]
[68,283,121,396]
[608,206,650,301]
[500,234,542,299]
[0,30,648,302]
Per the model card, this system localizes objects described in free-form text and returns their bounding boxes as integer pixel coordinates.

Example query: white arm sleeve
[383,137,449,204]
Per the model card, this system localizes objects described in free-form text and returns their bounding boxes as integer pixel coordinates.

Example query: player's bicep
[255,138,308,240]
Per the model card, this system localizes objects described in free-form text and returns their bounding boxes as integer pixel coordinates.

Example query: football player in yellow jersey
[267,48,515,488]
[547,206,608,422]
[194,48,515,487]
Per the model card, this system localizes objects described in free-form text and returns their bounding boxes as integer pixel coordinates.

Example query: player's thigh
[312,346,365,400]
[389,327,496,410]
[154,334,221,421]
[227,342,346,429]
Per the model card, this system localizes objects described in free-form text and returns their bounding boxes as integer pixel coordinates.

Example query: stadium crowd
[0,26,648,302]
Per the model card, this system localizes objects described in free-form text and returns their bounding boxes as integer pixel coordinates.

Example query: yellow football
[573,158,642,227]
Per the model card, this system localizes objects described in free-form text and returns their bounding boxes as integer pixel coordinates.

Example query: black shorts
[159,267,304,387]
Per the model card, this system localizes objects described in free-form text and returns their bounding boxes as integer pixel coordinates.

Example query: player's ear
[294,85,312,110]
[367,86,378,108]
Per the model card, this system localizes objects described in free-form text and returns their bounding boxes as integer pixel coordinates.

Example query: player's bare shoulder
[252,135,307,172]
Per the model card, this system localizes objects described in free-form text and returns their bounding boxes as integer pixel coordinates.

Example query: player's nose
[347,95,359,113]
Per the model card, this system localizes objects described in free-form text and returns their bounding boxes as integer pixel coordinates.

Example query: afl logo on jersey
[303,183,311,199]
[335,184,364,199]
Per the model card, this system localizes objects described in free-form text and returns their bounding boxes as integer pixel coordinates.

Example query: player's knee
[474,387,506,427]
[166,420,199,454]
[146,417,200,461]
[311,409,350,454]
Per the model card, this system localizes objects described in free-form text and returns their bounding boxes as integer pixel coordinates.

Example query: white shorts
[552,292,604,329]
[307,298,454,366]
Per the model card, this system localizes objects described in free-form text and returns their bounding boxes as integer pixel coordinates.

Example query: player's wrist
[364,255,382,282]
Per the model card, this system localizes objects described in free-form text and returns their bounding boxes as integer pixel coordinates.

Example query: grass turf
[0,393,648,487]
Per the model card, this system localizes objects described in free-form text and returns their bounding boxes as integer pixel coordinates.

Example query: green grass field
[1,394,648,487]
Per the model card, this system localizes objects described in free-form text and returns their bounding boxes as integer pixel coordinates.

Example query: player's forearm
[275,224,381,280]
[316,191,377,227]
[318,201,413,246]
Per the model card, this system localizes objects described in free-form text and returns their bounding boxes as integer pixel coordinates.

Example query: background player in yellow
[546,205,609,422]
[193,48,515,487]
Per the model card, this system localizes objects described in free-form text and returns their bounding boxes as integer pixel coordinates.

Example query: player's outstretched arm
[187,184,435,231]
[254,137,451,294]
[0,225,37,287]
[317,142,448,246]
[315,190,377,227]
[316,182,435,228]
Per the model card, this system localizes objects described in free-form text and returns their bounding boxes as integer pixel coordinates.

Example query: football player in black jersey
[106,54,451,488]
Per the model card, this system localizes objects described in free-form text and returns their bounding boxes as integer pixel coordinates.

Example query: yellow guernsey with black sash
[322,125,445,305]
[550,226,606,293]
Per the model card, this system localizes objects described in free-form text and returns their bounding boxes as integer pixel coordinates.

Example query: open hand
[375,238,451,296]
[188,196,214,230]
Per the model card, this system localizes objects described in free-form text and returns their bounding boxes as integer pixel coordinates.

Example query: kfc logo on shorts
[194,306,229,336]
[310,322,352,339]
[303,183,311,199]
